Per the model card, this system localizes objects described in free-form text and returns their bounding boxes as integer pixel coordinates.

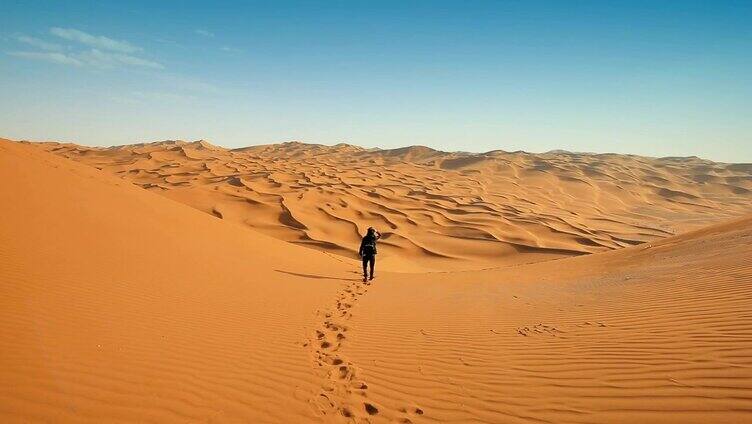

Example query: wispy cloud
[7,51,84,66]
[8,48,162,69]
[15,35,63,51]
[9,49,162,69]
[155,37,187,49]
[79,49,163,69]
[220,46,242,53]
[50,27,141,53]
[9,28,163,70]
[195,29,215,38]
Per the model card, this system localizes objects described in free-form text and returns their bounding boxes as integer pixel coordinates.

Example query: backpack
[362,240,376,256]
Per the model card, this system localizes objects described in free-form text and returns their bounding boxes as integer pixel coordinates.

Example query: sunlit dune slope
[36,139,752,271]
[0,139,354,422]
[342,214,752,423]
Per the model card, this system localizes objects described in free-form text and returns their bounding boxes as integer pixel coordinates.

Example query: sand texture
[37,140,752,271]
[2,138,751,423]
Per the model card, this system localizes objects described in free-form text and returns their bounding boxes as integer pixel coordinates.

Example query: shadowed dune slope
[35,140,752,271]
[0,140,359,423]
[343,215,752,423]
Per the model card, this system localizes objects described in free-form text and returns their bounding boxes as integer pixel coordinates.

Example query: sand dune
[0,140,352,422]
[2,137,751,423]
[343,215,752,423]
[35,140,752,271]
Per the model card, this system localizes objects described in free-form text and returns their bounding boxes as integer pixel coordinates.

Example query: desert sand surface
[36,139,752,271]
[2,137,752,423]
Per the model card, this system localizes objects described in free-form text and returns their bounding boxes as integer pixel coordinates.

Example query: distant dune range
[35,140,752,271]
[2,138,751,423]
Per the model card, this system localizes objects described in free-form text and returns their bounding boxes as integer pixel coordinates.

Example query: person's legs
[362,255,369,281]
[369,255,375,280]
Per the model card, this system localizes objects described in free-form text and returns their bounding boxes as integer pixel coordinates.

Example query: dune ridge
[34,139,752,271]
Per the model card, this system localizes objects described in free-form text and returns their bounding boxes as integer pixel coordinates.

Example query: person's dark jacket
[359,233,379,256]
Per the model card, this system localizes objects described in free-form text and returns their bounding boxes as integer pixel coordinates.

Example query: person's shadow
[274,269,361,281]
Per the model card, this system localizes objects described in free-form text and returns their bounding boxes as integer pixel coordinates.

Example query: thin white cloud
[220,46,242,53]
[7,51,83,66]
[195,29,215,38]
[112,53,163,69]
[9,48,163,70]
[15,35,63,51]
[79,49,164,69]
[10,28,162,70]
[50,27,141,53]
[155,37,187,49]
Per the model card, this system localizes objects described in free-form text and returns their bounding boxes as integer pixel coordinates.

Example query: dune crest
[35,139,752,270]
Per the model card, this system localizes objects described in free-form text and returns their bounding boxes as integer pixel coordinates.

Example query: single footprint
[338,365,352,380]
[406,406,424,415]
[326,323,340,331]
[364,402,379,415]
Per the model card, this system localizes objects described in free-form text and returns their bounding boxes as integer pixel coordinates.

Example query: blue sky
[1,1,750,162]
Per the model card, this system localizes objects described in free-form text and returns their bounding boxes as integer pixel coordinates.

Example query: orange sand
[1,137,751,423]
[37,140,752,272]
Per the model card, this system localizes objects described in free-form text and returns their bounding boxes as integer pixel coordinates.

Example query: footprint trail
[307,274,385,420]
